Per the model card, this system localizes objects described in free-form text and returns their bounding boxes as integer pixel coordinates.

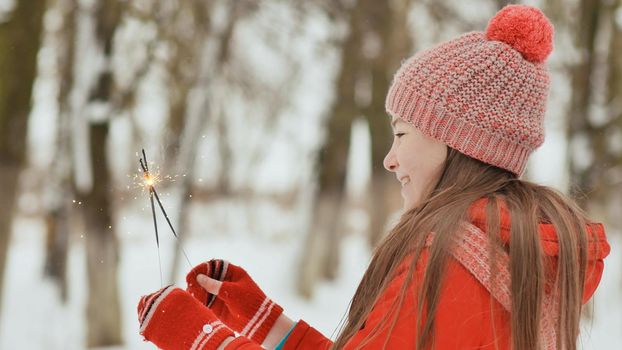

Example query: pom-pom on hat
[486,4,554,63]
[385,5,554,176]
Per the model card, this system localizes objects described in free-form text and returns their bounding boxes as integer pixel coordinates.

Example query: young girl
[137,5,611,350]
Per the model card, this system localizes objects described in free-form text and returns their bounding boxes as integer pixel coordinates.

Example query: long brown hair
[332,148,593,350]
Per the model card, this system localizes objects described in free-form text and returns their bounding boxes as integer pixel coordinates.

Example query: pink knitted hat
[385,5,554,175]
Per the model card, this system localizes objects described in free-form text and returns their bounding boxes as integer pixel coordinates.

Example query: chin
[402,195,422,212]
[402,201,415,212]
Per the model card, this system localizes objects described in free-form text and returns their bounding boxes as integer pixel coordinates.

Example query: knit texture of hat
[385,5,554,175]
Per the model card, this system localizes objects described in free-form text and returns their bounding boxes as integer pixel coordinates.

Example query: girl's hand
[137,286,235,350]
[186,260,285,345]
[196,273,222,295]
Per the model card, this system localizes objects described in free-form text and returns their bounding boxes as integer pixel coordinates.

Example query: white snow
[0,202,371,349]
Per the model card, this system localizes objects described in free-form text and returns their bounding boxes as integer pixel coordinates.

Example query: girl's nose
[383,149,398,172]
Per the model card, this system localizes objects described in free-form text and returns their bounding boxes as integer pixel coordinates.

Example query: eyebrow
[391,118,402,129]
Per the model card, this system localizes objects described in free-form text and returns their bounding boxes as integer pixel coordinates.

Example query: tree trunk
[42,0,78,303]
[162,0,214,169]
[167,0,244,283]
[364,0,412,247]
[297,190,346,298]
[567,0,622,226]
[495,0,514,9]
[167,84,210,284]
[567,0,601,207]
[43,204,71,302]
[603,0,622,230]
[297,3,362,297]
[77,0,123,346]
[0,0,45,323]
[0,166,21,318]
[79,123,123,347]
[297,0,415,297]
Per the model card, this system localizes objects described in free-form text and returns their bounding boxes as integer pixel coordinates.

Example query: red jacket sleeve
[221,321,334,350]
[282,248,512,350]
[221,322,333,350]
[223,336,260,349]
[281,320,333,350]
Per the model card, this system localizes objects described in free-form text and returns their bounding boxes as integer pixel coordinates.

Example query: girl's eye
[394,133,405,138]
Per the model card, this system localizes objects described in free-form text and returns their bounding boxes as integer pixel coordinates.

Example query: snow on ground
[0,198,371,350]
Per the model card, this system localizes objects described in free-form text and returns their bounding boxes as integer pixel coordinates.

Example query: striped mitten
[186,260,284,344]
[137,286,234,350]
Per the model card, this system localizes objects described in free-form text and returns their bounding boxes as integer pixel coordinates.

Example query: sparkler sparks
[143,173,157,187]
[137,149,192,286]
[130,165,179,193]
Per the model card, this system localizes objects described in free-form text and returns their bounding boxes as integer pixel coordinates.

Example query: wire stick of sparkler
[139,149,193,285]
[139,152,163,286]
[150,189,193,267]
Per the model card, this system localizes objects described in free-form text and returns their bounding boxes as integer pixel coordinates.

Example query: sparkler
[139,149,192,286]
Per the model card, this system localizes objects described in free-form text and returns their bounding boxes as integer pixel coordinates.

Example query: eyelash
[394,133,405,138]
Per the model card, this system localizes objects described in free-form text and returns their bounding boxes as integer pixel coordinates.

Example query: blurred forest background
[0,0,620,349]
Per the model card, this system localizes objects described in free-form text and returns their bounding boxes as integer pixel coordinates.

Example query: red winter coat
[282,200,610,350]
[227,199,610,350]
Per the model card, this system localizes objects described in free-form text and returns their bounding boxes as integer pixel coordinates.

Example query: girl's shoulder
[359,247,511,349]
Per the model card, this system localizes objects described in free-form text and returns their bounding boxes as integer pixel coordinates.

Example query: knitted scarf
[425,222,558,349]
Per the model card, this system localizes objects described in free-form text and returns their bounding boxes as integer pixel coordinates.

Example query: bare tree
[164,1,305,281]
[297,0,412,297]
[0,0,46,325]
[167,0,236,283]
[156,0,217,168]
[80,123,123,347]
[42,0,78,303]
[364,0,413,248]
[567,0,622,229]
[296,1,362,298]
[72,0,124,346]
[601,0,622,229]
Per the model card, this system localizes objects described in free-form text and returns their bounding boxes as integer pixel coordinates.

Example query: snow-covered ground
[0,198,372,350]
[0,204,620,349]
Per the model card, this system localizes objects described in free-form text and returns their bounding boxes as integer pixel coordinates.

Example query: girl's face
[383,117,448,211]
